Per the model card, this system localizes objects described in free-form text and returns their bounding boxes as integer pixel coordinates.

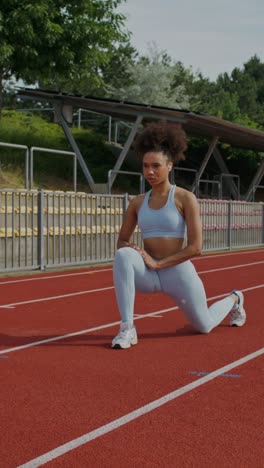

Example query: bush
[0,110,117,186]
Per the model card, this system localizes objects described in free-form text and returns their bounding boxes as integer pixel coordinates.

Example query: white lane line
[18,347,264,468]
[134,313,163,318]
[196,248,264,260]
[1,284,263,356]
[0,260,263,310]
[0,248,263,286]
[243,284,264,292]
[0,306,178,355]
[0,268,112,285]
[0,319,121,355]
[0,286,114,309]
[199,260,264,274]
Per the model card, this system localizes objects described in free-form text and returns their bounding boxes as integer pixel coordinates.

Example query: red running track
[0,249,263,467]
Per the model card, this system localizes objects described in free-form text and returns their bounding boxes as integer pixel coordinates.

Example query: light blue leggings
[113,247,235,333]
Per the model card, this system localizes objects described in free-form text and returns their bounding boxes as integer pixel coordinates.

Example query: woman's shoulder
[128,193,146,212]
[174,186,199,213]
[175,186,198,202]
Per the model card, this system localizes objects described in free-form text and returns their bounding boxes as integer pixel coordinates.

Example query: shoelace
[231,306,241,319]
[117,329,131,339]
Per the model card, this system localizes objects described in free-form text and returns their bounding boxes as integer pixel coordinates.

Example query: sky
[119,0,264,81]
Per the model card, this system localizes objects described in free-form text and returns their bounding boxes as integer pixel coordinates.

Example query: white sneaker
[230,291,246,327]
[112,323,138,349]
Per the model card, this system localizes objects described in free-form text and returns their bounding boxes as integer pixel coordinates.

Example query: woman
[112,120,246,349]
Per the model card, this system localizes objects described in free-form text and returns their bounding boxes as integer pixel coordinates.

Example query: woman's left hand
[139,250,160,270]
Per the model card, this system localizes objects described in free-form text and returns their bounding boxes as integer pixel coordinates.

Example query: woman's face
[142,151,172,186]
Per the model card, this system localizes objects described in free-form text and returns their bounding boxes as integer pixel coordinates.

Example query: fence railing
[0,189,263,272]
[0,142,29,189]
[0,141,77,192]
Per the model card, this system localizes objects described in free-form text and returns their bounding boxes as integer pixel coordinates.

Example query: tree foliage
[105,44,191,109]
[172,55,264,131]
[0,0,129,107]
[102,44,264,131]
[1,3,264,188]
[216,55,264,126]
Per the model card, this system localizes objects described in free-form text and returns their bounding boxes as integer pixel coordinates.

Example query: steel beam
[192,136,219,195]
[54,104,95,191]
[213,147,240,199]
[245,157,264,201]
[109,115,143,190]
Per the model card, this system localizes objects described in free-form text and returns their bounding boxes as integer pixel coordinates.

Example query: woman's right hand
[129,244,141,251]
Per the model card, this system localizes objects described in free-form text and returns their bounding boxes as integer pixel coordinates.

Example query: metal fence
[0,189,263,272]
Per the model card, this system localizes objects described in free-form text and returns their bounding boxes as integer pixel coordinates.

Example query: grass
[0,166,91,192]
[0,166,26,189]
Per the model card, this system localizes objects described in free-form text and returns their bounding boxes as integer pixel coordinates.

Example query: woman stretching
[112,120,246,349]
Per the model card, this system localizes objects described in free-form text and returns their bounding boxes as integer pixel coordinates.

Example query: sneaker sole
[111,338,138,350]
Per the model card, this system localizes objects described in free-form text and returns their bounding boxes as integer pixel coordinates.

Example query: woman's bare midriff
[143,237,185,260]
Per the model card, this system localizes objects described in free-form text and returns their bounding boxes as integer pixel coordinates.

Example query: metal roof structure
[17,88,264,199]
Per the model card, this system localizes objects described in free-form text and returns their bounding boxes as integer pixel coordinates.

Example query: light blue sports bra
[138,185,186,239]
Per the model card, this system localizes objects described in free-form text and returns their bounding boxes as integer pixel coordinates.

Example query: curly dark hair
[134,120,187,163]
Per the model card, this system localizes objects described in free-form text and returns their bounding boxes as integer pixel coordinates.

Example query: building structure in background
[17,88,264,201]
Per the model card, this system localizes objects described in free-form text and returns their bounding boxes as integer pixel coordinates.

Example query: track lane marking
[0,268,113,285]
[134,313,163,318]
[0,248,263,286]
[17,347,264,468]
[199,260,264,274]
[0,286,114,309]
[0,260,263,310]
[1,284,263,356]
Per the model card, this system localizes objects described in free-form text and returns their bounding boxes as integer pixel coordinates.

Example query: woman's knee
[114,247,142,269]
[195,322,212,334]
[115,246,139,261]
[182,310,212,334]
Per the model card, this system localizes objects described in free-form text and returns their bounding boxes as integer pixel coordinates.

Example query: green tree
[185,69,260,129]
[0,0,129,111]
[57,41,137,97]
[98,42,138,96]
[106,44,190,109]
[216,55,264,126]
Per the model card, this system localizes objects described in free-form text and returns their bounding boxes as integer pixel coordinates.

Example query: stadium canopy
[17,88,264,200]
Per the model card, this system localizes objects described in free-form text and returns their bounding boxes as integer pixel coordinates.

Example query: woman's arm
[142,191,202,269]
[117,197,141,249]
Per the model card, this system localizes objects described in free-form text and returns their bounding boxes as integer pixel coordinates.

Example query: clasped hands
[129,244,160,270]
